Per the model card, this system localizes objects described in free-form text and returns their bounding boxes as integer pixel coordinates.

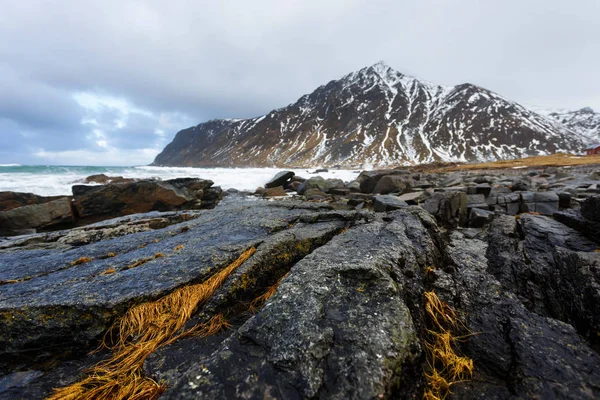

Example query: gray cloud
[0,0,598,164]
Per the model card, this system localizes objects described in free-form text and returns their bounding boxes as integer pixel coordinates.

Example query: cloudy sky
[0,0,598,166]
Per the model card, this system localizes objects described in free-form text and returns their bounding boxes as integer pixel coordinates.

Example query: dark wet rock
[443,231,600,399]
[555,203,600,245]
[265,171,295,188]
[421,191,467,228]
[469,208,494,228]
[495,192,521,215]
[0,201,363,375]
[557,191,572,208]
[0,192,66,212]
[0,198,74,236]
[0,370,44,394]
[262,186,287,197]
[373,195,408,212]
[486,214,600,350]
[581,195,600,223]
[72,178,221,222]
[162,208,439,400]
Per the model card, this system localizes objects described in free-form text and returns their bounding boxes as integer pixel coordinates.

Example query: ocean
[0,165,362,196]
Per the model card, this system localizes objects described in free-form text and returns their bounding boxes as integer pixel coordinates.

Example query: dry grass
[100,267,116,276]
[249,272,289,312]
[70,257,94,266]
[423,291,473,400]
[48,247,256,400]
[432,153,600,172]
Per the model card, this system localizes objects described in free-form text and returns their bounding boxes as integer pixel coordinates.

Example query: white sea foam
[0,166,361,196]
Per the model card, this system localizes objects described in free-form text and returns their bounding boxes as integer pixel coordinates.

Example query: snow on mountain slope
[153,62,590,168]
[531,106,600,144]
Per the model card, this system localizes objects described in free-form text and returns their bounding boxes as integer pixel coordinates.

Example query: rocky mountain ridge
[153,62,597,168]
[535,106,600,143]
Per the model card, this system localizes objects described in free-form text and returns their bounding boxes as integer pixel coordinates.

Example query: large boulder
[0,192,65,212]
[0,198,74,236]
[264,171,295,189]
[372,175,412,195]
[73,178,221,221]
[297,176,330,195]
[356,169,410,193]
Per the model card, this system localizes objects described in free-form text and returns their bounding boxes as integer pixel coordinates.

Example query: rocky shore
[1,164,599,399]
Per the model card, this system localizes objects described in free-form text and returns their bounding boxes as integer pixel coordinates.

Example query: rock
[356,170,409,193]
[397,191,430,205]
[0,198,74,236]
[558,191,572,208]
[0,192,65,212]
[346,180,361,192]
[72,178,220,221]
[160,208,433,400]
[264,171,295,188]
[296,176,330,195]
[324,178,345,193]
[288,181,302,191]
[444,230,600,399]
[262,186,287,197]
[581,195,600,223]
[469,208,494,228]
[372,175,412,195]
[313,168,328,173]
[466,194,487,207]
[519,191,559,215]
[2,192,600,399]
[421,192,467,228]
[304,189,331,201]
[495,192,521,215]
[329,188,350,196]
[511,180,531,191]
[555,195,600,244]
[475,183,492,197]
[291,176,306,183]
[83,174,134,184]
[372,195,408,212]
[0,370,44,394]
[254,187,266,196]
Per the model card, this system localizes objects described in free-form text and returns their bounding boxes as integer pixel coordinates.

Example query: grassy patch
[423,291,473,400]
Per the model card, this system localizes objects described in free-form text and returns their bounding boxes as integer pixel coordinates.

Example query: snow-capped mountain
[532,107,600,144]
[153,62,593,168]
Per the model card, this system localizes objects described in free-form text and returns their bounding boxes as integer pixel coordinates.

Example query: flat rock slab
[0,199,361,370]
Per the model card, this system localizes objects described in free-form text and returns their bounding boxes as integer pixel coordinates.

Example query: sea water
[0,165,361,196]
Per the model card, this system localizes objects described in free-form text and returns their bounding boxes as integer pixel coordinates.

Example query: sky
[0,0,598,166]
